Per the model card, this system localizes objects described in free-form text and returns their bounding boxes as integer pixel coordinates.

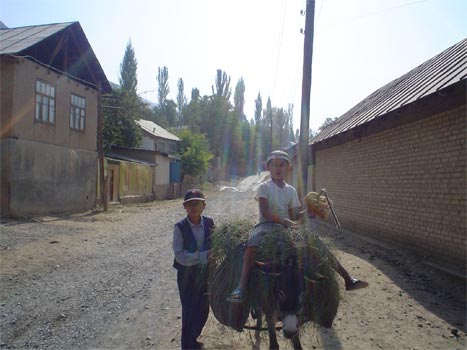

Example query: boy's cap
[183,189,205,204]
[267,150,290,165]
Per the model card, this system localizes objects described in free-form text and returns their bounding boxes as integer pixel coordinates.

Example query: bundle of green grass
[208,219,341,331]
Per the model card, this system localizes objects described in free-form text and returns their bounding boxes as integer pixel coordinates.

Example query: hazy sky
[1,0,466,131]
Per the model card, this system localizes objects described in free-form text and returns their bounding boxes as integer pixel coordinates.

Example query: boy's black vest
[173,216,214,270]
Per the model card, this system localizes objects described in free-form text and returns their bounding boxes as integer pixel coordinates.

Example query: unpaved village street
[0,176,465,350]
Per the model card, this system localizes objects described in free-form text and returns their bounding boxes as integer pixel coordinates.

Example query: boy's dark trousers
[177,265,209,350]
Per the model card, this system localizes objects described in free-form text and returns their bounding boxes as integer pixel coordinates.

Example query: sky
[1,0,466,132]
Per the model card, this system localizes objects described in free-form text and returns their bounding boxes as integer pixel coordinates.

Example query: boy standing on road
[227,150,302,303]
[173,189,215,350]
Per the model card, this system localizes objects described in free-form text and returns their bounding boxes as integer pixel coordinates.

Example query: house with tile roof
[0,22,112,217]
[300,38,466,274]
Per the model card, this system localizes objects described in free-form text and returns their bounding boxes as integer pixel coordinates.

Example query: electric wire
[270,0,287,101]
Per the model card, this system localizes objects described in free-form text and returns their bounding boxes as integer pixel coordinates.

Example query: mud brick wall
[315,106,466,270]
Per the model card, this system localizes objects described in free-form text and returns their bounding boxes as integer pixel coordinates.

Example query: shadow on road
[315,220,466,334]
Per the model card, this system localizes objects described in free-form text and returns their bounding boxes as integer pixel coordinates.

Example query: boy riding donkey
[227,150,367,303]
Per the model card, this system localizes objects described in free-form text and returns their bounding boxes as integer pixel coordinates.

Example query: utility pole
[97,82,108,211]
[298,0,316,199]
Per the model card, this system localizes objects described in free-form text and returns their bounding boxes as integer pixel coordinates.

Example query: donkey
[250,253,310,350]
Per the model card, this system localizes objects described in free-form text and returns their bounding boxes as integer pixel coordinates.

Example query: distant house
[107,142,181,201]
[136,119,180,154]
[0,22,112,217]
[301,39,466,273]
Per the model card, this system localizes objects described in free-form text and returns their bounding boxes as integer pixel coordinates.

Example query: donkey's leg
[265,313,279,350]
[253,308,263,350]
[291,333,302,350]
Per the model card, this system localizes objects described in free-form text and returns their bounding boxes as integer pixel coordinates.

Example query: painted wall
[313,106,466,270]
[118,160,154,200]
[140,135,155,151]
[1,56,98,151]
[155,154,170,185]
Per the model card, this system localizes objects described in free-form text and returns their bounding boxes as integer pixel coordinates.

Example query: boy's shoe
[193,341,204,349]
[226,288,246,303]
[345,278,368,291]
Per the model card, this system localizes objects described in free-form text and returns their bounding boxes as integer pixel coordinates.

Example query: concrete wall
[1,138,97,216]
[313,106,466,270]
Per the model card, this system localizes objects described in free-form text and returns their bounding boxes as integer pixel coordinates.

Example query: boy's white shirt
[256,179,300,223]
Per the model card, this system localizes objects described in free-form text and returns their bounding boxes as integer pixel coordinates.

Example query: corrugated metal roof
[0,22,73,53]
[311,38,467,144]
[0,22,111,93]
[136,119,181,142]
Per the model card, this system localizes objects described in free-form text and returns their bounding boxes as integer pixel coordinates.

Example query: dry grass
[208,220,341,331]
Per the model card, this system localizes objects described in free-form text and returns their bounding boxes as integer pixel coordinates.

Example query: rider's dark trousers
[177,265,209,350]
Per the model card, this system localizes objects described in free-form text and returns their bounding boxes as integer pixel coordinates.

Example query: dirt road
[0,175,465,350]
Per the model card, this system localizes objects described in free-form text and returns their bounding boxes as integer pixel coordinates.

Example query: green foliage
[141,67,300,178]
[102,88,143,152]
[233,77,245,121]
[176,78,186,128]
[209,220,341,330]
[211,69,231,100]
[177,129,213,179]
[157,66,170,106]
[119,39,137,92]
[200,94,231,157]
[319,117,338,131]
[254,91,262,124]
[153,99,177,127]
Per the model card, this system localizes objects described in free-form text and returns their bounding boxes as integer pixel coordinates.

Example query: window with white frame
[70,94,86,130]
[35,80,55,124]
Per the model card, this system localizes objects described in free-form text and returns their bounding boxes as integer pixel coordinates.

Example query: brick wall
[315,106,466,270]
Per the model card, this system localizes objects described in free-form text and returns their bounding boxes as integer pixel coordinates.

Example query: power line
[271,0,287,99]
[325,0,427,27]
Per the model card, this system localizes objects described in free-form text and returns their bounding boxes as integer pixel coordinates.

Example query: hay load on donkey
[208,219,341,349]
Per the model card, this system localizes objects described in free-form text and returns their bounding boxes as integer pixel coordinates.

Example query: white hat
[267,150,290,165]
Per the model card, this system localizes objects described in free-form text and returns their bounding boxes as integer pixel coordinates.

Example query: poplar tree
[103,39,142,151]
[119,40,138,93]
[157,66,170,106]
[211,69,231,100]
[254,92,262,125]
[233,77,245,121]
[176,78,186,128]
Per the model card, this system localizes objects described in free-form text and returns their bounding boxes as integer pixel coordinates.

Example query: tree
[157,66,170,107]
[233,77,245,121]
[276,107,287,149]
[266,97,273,152]
[102,88,142,152]
[254,91,262,125]
[211,69,231,100]
[119,40,138,93]
[176,78,186,128]
[319,117,338,131]
[183,88,203,133]
[177,129,213,179]
[103,41,143,151]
